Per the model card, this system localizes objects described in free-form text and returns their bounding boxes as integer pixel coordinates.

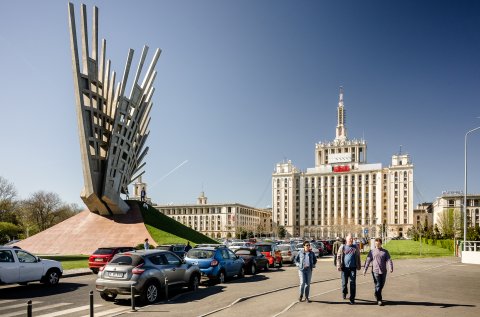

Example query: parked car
[194,243,222,248]
[311,241,327,256]
[184,246,244,283]
[234,248,269,274]
[277,244,298,264]
[88,247,136,274]
[228,242,253,251]
[319,240,333,254]
[255,243,283,268]
[0,247,63,286]
[156,244,187,258]
[295,243,320,258]
[95,250,200,304]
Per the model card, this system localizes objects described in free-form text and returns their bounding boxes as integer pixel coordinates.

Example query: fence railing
[463,241,480,252]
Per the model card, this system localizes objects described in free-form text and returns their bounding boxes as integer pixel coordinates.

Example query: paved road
[120,256,480,317]
[1,257,478,317]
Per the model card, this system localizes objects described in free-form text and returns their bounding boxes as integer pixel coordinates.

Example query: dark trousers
[341,267,357,300]
[372,272,387,301]
[333,254,337,267]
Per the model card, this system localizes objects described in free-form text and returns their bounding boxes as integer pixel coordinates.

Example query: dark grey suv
[95,250,200,304]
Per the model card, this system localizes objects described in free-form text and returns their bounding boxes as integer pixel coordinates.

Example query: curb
[62,269,93,278]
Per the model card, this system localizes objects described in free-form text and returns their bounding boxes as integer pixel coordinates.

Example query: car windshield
[230,242,245,246]
[278,245,291,251]
[235,249,253,256]
[93,248,114,255]
[256,245,272,252]
[187,249,215,259]
[110,254,144,266]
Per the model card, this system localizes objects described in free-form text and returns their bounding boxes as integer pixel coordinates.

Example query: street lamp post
[464,127,480,245]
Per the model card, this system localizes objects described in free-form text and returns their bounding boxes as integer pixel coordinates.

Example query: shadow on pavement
[311,298,476,308]
[0,282,88,299]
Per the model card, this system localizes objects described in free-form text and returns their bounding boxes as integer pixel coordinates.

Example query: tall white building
[272,88,414,239]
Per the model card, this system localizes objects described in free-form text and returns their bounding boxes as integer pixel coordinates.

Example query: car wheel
[279,260,283,268]
[250,264,257,275]
[264,263,269,271]
[91,268,99,274]
[100,292,117,301]
[238,266,245,278]
[188,274,200,291]
[141,281,160,304]
[43,268,61,286]
[218,270,226,284]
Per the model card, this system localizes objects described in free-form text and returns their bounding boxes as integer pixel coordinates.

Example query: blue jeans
[372,272,387,301]
[341,267,357,300]
[298,268,313,298]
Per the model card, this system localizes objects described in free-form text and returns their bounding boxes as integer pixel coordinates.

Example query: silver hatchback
[95,250,200,304]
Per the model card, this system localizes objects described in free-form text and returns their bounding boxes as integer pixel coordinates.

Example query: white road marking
[35,304,102,317]
[2,302,72,317]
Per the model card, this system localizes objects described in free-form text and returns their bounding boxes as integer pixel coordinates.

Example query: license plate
[107,271,124,278]
[95,258,104,262]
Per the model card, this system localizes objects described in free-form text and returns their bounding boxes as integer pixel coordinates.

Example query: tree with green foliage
[277,225,287,238]
[0,221,21,244]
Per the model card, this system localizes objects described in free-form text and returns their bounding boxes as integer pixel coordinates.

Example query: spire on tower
[335,86,347,141]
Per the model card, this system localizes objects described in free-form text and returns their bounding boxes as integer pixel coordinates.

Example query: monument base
[14,203,153,255]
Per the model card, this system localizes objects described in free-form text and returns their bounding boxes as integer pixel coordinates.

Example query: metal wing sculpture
[68,3,161,215]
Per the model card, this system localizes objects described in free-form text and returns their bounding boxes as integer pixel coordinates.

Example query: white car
[295,243,320,258]
[0,247,63,286]
[228,242,253,251]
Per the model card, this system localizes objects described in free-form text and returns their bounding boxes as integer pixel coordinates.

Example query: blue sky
[0,0,479,209]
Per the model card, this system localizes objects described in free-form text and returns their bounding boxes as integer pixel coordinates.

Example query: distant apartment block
[272,88,414,238]
[432,192,480,230]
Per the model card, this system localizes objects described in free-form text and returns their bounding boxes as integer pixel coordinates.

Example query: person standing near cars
[332,237,343,267]
[144,238,150,250]
[363,238,393,306]
[337,234,361,304]
[294,240,317,303]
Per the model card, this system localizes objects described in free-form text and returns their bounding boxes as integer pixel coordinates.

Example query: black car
[156,244,187,258]
[234,248,269,275]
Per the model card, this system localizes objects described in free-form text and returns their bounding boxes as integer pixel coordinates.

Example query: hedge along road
[120,256,479,317]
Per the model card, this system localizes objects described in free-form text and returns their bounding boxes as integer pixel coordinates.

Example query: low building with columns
[272,88,414,239]
[152,192,272,239]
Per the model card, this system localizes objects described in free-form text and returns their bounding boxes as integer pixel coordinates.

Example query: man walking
[294,240,317,303]
[363,238,393,306]
[337,234,361,304]
[332,237,342,267]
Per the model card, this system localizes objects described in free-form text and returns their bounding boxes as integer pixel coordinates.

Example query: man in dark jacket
[337,234,361,304]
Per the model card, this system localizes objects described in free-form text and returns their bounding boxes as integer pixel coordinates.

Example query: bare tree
[0,176,18,223]
[22,191,78,232]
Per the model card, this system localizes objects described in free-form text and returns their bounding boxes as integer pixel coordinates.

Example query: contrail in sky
[150,160,189,188]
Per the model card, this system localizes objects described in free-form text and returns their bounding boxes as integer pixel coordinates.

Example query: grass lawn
[40,255,89,270]
[367,239,453,260]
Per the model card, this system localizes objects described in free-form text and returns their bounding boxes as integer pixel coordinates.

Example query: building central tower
[272,88,414,239]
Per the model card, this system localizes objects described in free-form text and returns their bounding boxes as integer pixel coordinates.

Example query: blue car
[184,246,244,283]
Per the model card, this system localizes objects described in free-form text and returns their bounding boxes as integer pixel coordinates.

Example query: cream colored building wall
[154,203,272,239]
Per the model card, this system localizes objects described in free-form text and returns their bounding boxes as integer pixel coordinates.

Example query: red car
[319,240,333,254]
[88,247,135,273]
[255,243,283,268]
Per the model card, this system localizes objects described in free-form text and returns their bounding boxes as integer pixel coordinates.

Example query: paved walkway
[120,256,479,317]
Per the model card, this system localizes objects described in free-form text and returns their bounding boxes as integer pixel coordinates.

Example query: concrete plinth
[14,204,153,255]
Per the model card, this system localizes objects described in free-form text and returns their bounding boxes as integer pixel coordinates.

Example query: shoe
[299,296,303,302]
[306,298,311,303]
[378,301,383,306]
[342,294,347,300]
[349,300,355,305]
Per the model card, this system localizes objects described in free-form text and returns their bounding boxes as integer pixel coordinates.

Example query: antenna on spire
[339,86,344,102]
[399,145,403,155]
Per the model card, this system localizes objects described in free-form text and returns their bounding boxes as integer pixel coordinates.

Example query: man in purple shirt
[363,238,393,306]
